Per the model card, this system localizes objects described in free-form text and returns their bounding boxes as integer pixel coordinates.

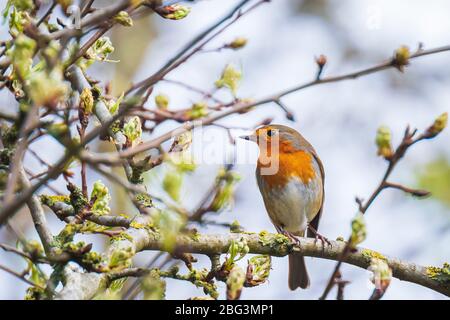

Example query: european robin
[240,125,325,290]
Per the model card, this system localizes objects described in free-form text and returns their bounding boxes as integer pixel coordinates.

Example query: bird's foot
[276,226,300,245]
[308,225,332,248]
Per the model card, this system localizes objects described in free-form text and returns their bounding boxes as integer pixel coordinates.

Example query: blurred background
[0,0,449,299]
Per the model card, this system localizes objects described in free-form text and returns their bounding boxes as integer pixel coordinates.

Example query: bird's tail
[288,253,310,290]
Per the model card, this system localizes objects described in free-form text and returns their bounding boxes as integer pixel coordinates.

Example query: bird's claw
[308,225,332,248]
[314,233,332,248]
[276,226,300,245]
[286,232,301,246]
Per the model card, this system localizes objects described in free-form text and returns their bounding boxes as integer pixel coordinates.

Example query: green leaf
[155,94,169,110]
[162,170,183,202]
[246,255,271,286]
[215,64,242,96]
[141,270,166,300]
[154,210,185,252]
[122,116,142,144]
[9,34,35,78]
[90,180,111,215]
[224,238,249,271]
[417,156,450,208]
[114,11,133,27]
[350,212,366,247]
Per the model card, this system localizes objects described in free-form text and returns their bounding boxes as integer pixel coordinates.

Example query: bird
[240,124,325,290]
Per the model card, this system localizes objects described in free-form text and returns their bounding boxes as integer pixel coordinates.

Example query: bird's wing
[307,151,325,238]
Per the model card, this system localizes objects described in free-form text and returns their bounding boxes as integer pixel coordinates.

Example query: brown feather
[289,254,310,290]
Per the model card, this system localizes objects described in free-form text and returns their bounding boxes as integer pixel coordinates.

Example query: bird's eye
[267,129,273,137]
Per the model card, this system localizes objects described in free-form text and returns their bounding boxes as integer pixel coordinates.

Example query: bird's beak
[239,133,257,142]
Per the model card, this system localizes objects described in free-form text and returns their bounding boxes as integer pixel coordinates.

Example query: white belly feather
[256,165,323,236]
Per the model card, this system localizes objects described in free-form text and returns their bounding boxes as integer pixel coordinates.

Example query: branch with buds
[320,112,448,300]
[51,224,449,299]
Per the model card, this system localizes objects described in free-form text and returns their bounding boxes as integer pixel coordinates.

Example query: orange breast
[257,149,316,188]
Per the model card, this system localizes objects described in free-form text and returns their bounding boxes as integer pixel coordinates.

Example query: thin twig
[37,1,57,26]
[0,263,46,290]
[0,243,48,264]
[319,125,437,300]
[126,0,259,96]
[120,44,450,159]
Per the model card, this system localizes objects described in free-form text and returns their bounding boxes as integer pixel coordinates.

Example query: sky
[0,0,449,300]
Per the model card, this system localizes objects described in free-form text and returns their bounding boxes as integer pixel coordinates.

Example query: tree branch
[43,200,131,228]
[0,263,45,290]
[54,216,450,299]
[17,167,54,254]
[46,0,134,41]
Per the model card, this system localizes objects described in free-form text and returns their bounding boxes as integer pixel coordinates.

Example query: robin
[240,124,325,290]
